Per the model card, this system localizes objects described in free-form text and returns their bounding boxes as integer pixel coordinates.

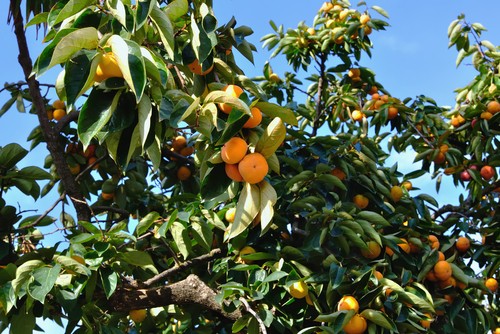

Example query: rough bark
[10,0,91,222]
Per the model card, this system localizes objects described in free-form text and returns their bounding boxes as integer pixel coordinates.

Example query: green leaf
[228,183,260,239]
[136,0,154,29]
[0,95,16,117]
[264,271,287,283]
[17,166,52,180]
[108,35,146,101]
[0,143,28,169]
[100,268,118,299]
[191,221,213,252]
[28,265,61,303]
[12,260,45,293]
[371,6,389,18]
[78,89,119,148]
[171,222,192,259]
[52,0,94,26]
[48,27,99,69]
[135,211,160,236]
[18,215,55,228]
[259,180,277,235]
[360,309,396,330]
[200,164,233,200]
[10,303,36,334]
[164,0,189,21]
[54,255,91,276]
[356,211,390,227]
[254,101,298,126]
[137,95,152,149]
[255,117,286,158]
[64,49,97,106]
[120,250,155,266]
[149,6,175,60]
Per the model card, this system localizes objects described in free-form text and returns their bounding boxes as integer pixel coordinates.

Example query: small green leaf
[255,117,286,158]
[0,143,28,170]
[100,268,118,299]
[135,211,160,236]
[28,265,61,303]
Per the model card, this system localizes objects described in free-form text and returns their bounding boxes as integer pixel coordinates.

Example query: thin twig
[21,193,65,230]
[239,297,267,334]
[142,248,223,287]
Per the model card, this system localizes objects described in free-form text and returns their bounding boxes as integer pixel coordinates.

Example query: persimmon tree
[1,0,499,333]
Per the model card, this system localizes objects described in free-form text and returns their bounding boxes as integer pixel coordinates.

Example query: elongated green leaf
[135,211,160,236]
[49,27,99,69]
[171,222,192,259]
[164,0,189,21]
[108,35,146,101]
[29,265,61,303]
[12,260,45,293]
[100,268,118,299]
[64,49,97,106]
[228,183,260,239]
[255,117,286,158]
[137,95,152,149]
[54,255,91,276]
[136,0,153,29]
[149,6,175,59]
[255,101,297,126]
[259,180,277,235]
[78,89,120,148]
[17,166,52,180]
[356,211,390,227]
[360,309,396,330]
[120,250,155,266]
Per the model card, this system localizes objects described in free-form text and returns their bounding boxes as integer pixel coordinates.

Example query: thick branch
[312,53,327,137]
[10,0,91,222]
[109,274,242,321]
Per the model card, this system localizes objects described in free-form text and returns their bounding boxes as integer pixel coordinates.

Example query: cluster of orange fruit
[48,99,67,121]
[222,137,268,185]
[218,84,263,128]
[170,135,194,181]
[65,142,99,176]
[337,296,367,334]
[480,100,500,120]
[320,1,372,45]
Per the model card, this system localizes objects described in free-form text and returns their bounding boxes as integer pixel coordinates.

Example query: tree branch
[142,248,223,287]
[10,0,91,222]
[312,52,327,137]
[109,274,242,321]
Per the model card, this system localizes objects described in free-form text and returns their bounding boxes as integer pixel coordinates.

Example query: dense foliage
[0,0,499,333]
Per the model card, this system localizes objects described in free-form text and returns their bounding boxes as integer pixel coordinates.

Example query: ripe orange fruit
[289,281,308,299]
[487,100,500,114]
[374,270,383,280]
[87,156,99,169]
[353,194,369,209]
[219,84,244,114]
[438,276,457,289]
[221,137,247,164]
[494,328,500,334]
[348,68,361,78]
[129,309,147,323]
[343,314,367,334]
[420,313,432,329]
[53,108,67,121]
[359,14,370,25]
[225,163,244,182]
[177,165,191,181]
[225,207,236,223]
[481,111,493,120]
[320,1,334,12]
[337,296,359,312]
[438,251,445,262]
[433,151,446,164]
[485,278,498,292]
[428,235,440,250]
[179,146,194,157]
[387,106,398,120]
[352,110,365,122]
[480,165,495,180]
[95,52,123,82]
[172,135,187,152]
[426,270,437,282]
[390,185,403,202]
[455,236,470,253]
[52,99,65,109]
[269,73,281,83]
[238,153,269,184]
[187,58,213,76]
[361,241,381,259]
[331,167,347,180]
[237,246,256,264]
[401,181,412,190]
[243,107,263,128]
[434,260,452,281]
[397,239,411,254]
[69,163,80,175]
[101,192,114,201]
[439,144,449,153]
[450,114,465,127]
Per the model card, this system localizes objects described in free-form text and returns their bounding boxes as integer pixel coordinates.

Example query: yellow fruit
[352,110,365,122]
[95,52,123,82]
[390,185,403,202]
[172,135,187,152]
[238,153,269,184]
[337,296,359,312]
[359,14,371,25]
[353,194,369,209]
[343,314,367,334]
[238,246,256,264]
[348,68,361,78]
[485,278,498,292]
[243,107,263,128]
[53,108,67,121]
[289,281,308,299]
[487,100,500,114]
[221,137,247,164]
[269,73,281,83]
[225,207,236,223]
[374,271,383,280]
[129,309,147,323]
[401,181,412,190]
[361,241,381,259]
[480,111,493,120]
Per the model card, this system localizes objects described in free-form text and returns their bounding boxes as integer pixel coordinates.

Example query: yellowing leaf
[255,101,298,126]
[255,117,286,158]
[259,180,277,235]
[228,183,260,239]
[49,27,99,69]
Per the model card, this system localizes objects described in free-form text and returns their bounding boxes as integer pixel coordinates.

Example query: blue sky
[0,0,499,332]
